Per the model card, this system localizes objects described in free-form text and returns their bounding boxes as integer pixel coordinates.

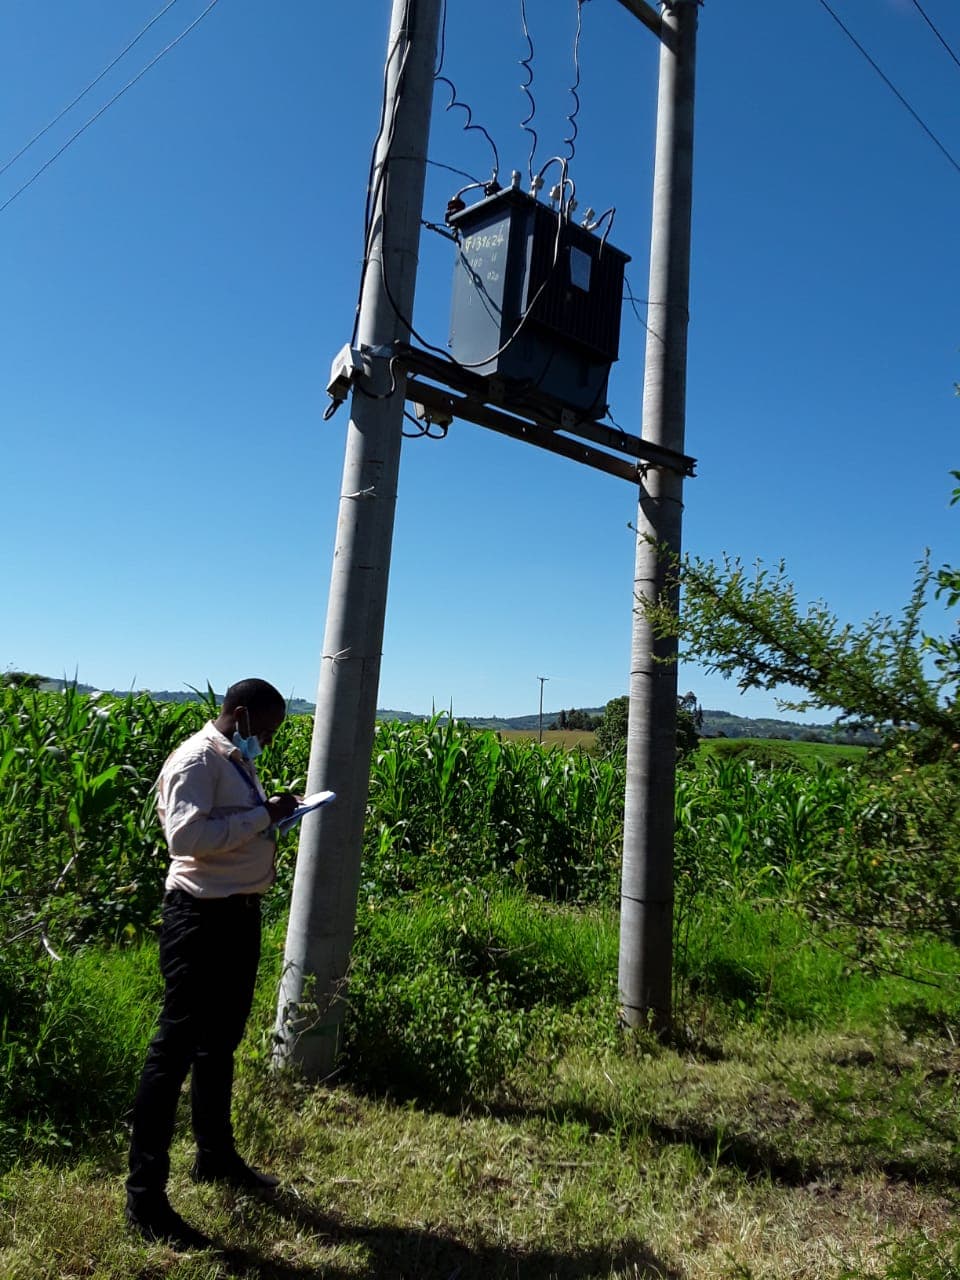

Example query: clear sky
[1,0,956,720]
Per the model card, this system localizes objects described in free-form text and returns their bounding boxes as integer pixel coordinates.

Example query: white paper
[274,790,336,834]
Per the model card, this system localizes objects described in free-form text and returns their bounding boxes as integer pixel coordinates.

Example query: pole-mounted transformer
[446,183,630,426]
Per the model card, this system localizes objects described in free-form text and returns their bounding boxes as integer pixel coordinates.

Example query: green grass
[2,895,960,1278]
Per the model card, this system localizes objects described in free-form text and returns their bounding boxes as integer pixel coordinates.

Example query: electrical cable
[351,16,412,346]
[534,155,574,218]
[424,157,483,185]
[564,0,589,163]
[431,0,498,183]
[0,0,222,217]
[434,74,500,185]
[434,0,448,76]
[421,217,459,243]
[403,408,448,439]
[910,0,960,73]
[518,0,539,183]
[588,205,616,251]
[623,273,666,346]
[0,0,182,182]
[353,354,401,402]
[402,408,428,436]
[816,0,960,178]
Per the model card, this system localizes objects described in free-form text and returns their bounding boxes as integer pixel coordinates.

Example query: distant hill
[699,709,878,746]
[28,679,877,745]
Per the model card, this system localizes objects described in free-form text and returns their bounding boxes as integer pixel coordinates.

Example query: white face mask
[232,730,262,761]
[232,710,263,761]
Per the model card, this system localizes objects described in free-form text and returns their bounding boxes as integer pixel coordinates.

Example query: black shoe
[125,1194,210,1250]
[191,1152,280,1191]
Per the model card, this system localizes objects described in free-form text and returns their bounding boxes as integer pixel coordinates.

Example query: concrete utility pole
[274,0,442,1077]
[619,0,698,1032]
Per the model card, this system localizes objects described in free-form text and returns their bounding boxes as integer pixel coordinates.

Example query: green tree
[594,697,629,758]
[594,693,701,763]
[676,690,703,759]
[645,473,959,754]
[1,671,43,689]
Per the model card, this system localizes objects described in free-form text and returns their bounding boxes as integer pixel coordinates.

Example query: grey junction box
[447,188,630,420]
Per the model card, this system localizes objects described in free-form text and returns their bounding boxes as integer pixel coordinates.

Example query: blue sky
[1,0,956,720]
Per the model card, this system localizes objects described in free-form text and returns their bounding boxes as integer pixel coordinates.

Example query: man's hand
[265,793,299,824]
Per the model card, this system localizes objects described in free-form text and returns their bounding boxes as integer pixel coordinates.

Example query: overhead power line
[910,0,960,74]
[815,0,960,178]
[0,0,183,182]
[0,0,221,217]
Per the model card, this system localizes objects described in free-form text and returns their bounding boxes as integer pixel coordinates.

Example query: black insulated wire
[434,74,500,186]
[424,157,483,184]
[518,0,538,184]
[0,0,221,217]
[623,274,666,347]
[816,0,960,178]
[403,409,448,439]
[351,15,412,347]
[910,0,960,73]
[434,0,448,76]
[563,0,589,164]
[0,0,182,182]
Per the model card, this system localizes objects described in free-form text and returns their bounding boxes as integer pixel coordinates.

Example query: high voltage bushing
[447,187,630,421]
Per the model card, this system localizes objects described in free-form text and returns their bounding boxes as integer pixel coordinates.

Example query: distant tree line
[549,708,601,731]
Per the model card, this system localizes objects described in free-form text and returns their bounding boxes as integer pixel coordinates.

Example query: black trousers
[126,888,262,1201]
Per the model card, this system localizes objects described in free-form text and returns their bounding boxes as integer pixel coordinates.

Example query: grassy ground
[3,1026,958,1279]
[2,910,959,1280]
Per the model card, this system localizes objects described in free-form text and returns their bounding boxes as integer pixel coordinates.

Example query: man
[125,678,299,1249]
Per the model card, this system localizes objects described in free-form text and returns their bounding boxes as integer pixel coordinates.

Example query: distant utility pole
[273,0,442,1077]
[537,675,550,743]
[617,0,698,1033]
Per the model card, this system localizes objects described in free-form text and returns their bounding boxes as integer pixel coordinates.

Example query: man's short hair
[222,679,286,716]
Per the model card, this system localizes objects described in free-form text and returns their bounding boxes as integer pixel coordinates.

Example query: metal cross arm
[402,373,697,482]
[614,0,664,39]
[614,0,701,50]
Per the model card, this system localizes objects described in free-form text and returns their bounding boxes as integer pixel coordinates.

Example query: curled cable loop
[435,74,500,186]
[518,0,538,183]
[563,0,588,163]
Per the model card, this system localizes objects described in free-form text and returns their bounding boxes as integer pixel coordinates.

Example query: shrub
[340,891,618,1101]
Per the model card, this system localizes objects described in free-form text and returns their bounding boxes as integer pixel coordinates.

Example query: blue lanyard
[228,755,263,809]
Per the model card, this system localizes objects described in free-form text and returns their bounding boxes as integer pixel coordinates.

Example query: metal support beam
[406,378,695,480]
[408,379,639,482]
[396,344,697,477]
